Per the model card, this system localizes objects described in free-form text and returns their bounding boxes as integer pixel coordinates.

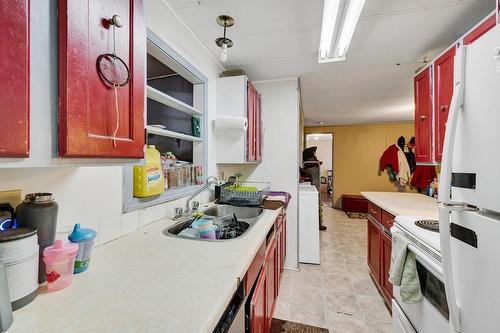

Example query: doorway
[305,133,333,206]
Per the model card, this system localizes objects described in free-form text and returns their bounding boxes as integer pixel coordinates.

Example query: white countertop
[361,192,438,219]
[8,208,281,333]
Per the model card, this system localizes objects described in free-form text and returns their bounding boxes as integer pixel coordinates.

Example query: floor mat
[270,318,329,333]
[345,212,368,219]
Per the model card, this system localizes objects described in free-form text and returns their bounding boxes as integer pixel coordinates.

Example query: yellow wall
[305,122,415,208]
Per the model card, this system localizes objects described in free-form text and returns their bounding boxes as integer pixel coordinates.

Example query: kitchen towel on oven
[389,232,422,303]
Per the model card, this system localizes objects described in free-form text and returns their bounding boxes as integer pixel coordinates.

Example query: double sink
[163,204,264,242]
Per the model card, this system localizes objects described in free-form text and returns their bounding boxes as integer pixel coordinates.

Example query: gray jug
[0,262,13,332]
[16,193,58,283]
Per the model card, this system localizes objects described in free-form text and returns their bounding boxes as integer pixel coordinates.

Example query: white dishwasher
[298,184,320,264]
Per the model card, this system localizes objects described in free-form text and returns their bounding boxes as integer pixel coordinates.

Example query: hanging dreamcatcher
[96,15,130,147]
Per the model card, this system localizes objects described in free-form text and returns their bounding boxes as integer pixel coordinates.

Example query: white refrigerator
[439,23,500,333]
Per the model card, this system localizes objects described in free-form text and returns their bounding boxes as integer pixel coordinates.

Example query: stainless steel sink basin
[163,204,264,242]
[203,205,263,219]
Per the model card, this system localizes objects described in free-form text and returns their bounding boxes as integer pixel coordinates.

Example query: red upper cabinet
[434,46,456,162]
[0,1,30,157]
[58,0,145,158]
[414,67,433,163]
[247,81,263,162]
[255,92,262,162]
[247,82,256,162]
[464,14,496,45]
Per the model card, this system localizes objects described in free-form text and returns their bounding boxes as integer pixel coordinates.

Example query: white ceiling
[164,0,495,125]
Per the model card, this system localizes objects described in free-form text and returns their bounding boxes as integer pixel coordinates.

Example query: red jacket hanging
[379,144,400,174]
[411,165,437,190]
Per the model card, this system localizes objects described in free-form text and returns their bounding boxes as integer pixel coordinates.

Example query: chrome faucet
[185,176,218,214]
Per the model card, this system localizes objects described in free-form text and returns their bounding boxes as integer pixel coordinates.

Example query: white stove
[394,215,441,255]
[391,215,448,333]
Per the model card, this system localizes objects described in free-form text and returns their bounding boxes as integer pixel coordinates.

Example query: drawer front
[368,202,382,223]
[381,210,395,231]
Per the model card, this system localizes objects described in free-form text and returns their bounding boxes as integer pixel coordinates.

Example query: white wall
[0,0,222,244]
[217,79,300,269]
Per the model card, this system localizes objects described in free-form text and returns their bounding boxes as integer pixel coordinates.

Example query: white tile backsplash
[139,207,156,227]
[80,220,99,247]
[53,195,209,248]
[153,204,167,221]
[121,210,140,236]
[98,215,122,244]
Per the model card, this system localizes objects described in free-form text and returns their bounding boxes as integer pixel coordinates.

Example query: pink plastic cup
[42,240,78,291]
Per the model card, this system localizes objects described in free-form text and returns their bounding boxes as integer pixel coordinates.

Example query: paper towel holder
[214,116,248,131]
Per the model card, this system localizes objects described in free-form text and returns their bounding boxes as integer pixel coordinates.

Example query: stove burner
[415,219,439,233]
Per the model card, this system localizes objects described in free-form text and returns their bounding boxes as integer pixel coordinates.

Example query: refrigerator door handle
[438,43,466,333]
[438,43,466,205]
[439,203,477,333]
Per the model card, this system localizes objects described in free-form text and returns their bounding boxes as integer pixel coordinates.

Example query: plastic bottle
[68,224,97,274]
[430,178,439,198]
[133,146,165,197]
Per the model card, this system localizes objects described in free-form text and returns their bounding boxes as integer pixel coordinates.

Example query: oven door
[393,245,449,333]
[392,299,417,333]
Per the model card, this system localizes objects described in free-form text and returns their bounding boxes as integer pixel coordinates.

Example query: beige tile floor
[274,206,392,333]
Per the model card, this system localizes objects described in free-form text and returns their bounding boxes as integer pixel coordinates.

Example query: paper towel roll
[214,117,248,131]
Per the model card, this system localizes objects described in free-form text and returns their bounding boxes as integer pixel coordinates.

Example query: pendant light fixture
[215,15,234,63]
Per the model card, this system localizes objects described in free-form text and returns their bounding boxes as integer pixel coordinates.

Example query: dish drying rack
[219,181,270,206]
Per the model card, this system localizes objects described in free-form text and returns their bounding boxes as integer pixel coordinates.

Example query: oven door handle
[407,244,443,280]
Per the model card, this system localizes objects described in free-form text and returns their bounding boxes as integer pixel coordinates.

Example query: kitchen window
[123,30,208,212]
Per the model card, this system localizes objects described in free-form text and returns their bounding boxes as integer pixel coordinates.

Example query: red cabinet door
[58,0,145,158]
[282,213,287,260]
[276,221,282,291]
[434,46,456,162]
[255,92,262,162]
[464,14,496,45]
[380,231,393,305]
[414,67,433,163]
[0,1,30,157]
[250,261,266,333]
[265,237,276,331]
[247,81,256,162]
[367,217,381,281]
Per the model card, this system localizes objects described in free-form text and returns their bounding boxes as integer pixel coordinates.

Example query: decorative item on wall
[96,15,130,147]
[58,0,145,158]
[215,15,234,63]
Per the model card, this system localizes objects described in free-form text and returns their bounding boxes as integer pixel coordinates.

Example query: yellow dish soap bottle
[133,145,165,197]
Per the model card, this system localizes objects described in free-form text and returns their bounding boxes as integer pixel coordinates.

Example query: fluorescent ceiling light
[318,0,366,63]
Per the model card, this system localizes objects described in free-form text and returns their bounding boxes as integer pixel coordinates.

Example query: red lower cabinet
[380,231,393,304]
[367,217,381,281]
[265,238,277,331]
[250,266,266,333]
[248,212,286,333]
[0,0,30,157]
[367,201,393,308]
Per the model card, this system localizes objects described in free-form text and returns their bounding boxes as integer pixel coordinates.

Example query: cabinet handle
[419,115,427,120]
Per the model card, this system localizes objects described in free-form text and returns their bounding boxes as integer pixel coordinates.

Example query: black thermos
[16,193,58,283]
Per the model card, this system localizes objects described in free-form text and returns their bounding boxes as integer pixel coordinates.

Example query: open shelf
[146,125,203,142]
[147,85,202,116]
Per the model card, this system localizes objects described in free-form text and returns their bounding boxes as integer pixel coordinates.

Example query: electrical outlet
[0,190,22,208]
